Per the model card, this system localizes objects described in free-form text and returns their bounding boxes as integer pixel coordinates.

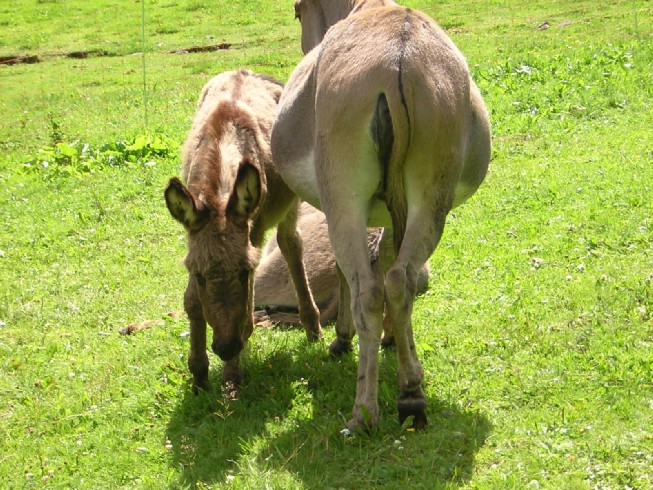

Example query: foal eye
[194,273,206,288]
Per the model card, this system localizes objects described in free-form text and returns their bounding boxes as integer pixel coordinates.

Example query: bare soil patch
[170,43,232,54]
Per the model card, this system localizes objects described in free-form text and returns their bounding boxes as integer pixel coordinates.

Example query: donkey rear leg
[331,231,392,356]
[385,263,426,428]
[276,199,323,341]
[386,206,450,429]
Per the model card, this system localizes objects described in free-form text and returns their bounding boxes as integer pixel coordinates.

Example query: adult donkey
[165,69,322,390]
[271,0,491,431]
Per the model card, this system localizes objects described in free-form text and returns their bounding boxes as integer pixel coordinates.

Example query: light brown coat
[271,0,491,431]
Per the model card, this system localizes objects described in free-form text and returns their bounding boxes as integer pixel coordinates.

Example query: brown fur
[165,69,322,390]
[271,1,491,431]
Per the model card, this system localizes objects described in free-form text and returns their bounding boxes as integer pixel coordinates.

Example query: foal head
[165,118,265,362]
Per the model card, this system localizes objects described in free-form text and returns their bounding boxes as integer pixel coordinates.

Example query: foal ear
[228,162,262,220]
[164,178,210,232]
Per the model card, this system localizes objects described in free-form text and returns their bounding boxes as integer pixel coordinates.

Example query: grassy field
[1,0,652,488]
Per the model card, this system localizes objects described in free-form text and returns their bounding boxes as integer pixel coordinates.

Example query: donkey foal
[165,69,322,391]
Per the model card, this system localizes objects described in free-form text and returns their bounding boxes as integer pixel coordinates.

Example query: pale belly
[280,144,486,231]
[280,149,322,210]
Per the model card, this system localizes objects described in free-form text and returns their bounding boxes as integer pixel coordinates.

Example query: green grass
[1,0,652,488]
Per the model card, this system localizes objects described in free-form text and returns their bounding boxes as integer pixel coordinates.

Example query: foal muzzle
[212,337,244,361]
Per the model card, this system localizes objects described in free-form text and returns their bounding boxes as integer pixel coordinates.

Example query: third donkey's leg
[329,263,355,356]
[276,199,323,341]
[378,229,397,348]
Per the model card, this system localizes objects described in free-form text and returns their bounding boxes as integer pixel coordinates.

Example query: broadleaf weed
[22,132,180,178]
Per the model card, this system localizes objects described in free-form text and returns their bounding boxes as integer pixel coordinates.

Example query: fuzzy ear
[164,178,210,232]
[228,162,262,220]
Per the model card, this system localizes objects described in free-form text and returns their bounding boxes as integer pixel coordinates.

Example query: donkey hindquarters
[272,5,491,432]
[165,69,322,391]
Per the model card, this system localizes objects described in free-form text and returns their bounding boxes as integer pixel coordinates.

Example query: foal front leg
[276,199,323,341]
[184,281,209,391]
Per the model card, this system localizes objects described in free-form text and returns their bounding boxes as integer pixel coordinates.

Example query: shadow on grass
[166,335,491,488]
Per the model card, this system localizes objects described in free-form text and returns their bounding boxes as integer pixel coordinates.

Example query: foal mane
[185,99,263,206]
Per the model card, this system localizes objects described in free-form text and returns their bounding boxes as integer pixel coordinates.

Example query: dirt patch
[1,44,231,67]
[119,310,186,335]
[1,49,117,65]
[66,49,114,59]
[0,54,40,65]
[170,43,232,54]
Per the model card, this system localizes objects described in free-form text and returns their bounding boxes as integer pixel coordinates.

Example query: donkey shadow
[166,335,492,488]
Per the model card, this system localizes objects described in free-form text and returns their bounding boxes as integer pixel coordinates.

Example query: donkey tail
[371,86,412,253]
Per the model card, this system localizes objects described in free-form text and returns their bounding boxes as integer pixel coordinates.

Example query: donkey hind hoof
[328,338,353,357]
[398,392,428,429]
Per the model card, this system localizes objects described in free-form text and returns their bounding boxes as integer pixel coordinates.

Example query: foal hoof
[381,334,396,349]
[222,380,240,400]
[398,392,428,429]
[220,376,241,401]
[221,367,243,390]
[306,326,323,342]
[191,377,209,394]
[329,338,353,357]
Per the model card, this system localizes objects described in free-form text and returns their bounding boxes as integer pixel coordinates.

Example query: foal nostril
[212,338,243,361]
